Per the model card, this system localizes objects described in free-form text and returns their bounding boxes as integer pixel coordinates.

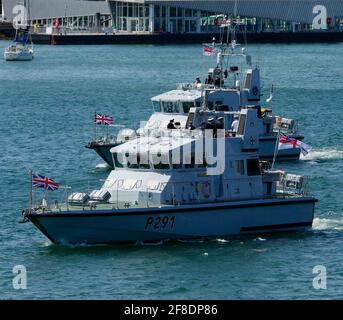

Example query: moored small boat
[4,26,34,62]
[4,44,34,61]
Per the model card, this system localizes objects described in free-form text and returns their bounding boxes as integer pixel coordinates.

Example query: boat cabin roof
[151,90,201,102]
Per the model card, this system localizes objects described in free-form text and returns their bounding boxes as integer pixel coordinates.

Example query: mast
[232,0,238,45]
[64,0,68,35]
[26,0,30,28]
[29,169,33,209]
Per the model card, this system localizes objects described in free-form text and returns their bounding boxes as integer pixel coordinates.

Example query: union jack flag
[33,174,60,191]
[95,113,113,125]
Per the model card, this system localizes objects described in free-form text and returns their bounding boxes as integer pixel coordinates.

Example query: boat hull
[27,197,317,245]
[4,51,34,61]
[86,142,119,167]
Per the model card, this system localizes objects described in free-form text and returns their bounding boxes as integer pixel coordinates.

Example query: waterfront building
[1,0,343,34]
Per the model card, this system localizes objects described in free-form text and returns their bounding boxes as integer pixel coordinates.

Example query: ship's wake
[312,217,343,231]
[301,148,343,162]
[95,163,111,170]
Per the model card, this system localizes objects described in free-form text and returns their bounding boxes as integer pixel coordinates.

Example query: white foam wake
[312,217,343,231]
[95,163,110,170]
[301,149,343,162]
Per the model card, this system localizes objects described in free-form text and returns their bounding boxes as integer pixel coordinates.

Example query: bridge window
[182,102,194,114]
[161,101,180,113]
[125,153,150,169]
[152,101,161,112]
[151,152,170,170]
[113,153,124,168]
[171,153,182,169]
[139,153,150,169]
[154,162,170,170]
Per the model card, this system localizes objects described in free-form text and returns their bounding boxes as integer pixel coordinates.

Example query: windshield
[161,101,180,113]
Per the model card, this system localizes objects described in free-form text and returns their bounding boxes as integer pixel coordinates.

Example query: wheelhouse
[151,89,202,114]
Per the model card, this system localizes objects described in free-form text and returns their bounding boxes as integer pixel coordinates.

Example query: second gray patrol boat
[87,39,306,168]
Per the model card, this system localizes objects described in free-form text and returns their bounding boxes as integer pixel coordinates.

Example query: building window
[128,3,133,17]
[170,7,176,18]
[154,5,160,18]
[185,9,192,17]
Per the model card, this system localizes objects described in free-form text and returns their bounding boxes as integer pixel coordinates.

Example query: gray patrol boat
[23,107,317,245]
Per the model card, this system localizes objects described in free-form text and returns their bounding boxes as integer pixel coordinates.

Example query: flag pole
[94,110,96,140]
[29,169,33,209]
[271,129,281,170]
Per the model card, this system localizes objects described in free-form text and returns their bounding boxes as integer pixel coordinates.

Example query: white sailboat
[4,32,34,61]
[4,0,34,61]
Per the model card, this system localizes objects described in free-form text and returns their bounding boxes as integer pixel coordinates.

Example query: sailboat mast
[233,0,237,41]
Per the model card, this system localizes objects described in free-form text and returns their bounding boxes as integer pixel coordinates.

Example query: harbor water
[0,42,343,299]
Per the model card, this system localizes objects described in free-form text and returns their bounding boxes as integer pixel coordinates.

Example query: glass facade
[111,1,201,33]
[154,5,199,33]
[114,2,149,32]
